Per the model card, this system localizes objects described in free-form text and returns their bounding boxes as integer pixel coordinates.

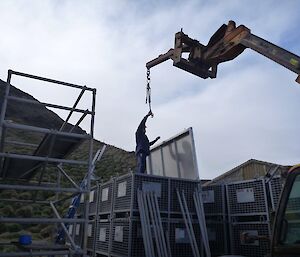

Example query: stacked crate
[169,178,200,215]
[226,178,271,257]
[89,186,99,215]
[169,177,203,257]
[202,184,228,257]
[88,185,99,255]
[95,216,110,256]
[169,218,202,257]
[111,173,169,257]
[71,193,85,248]
[95,179,114,256]
[114,172,169,214]
[110,217,169,257]
[75,185,99,254]
[87,218,97,253]
[98,180,114,215]
[94,172,203,257]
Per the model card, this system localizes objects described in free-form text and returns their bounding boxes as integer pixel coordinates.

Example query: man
[135,111,160,173]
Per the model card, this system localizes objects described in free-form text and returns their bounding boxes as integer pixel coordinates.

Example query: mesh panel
[227,179,268,215]
[95,221,110,255]
[170,179,199,213]
[169,220,201,257]
[99,180,114,214]
[110,218,165,257]
[110,220,130,257]
[89,188,98,215]
[87,219,96,251]
[113,173,133,212]
[231,222,270,257]
[113,173,169,213]
[133,174,169,212]
[129,220,146,257]
[202,185,226,215]
[206,218,228,257]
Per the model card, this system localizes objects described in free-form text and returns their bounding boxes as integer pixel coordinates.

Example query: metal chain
[146,68,152,112]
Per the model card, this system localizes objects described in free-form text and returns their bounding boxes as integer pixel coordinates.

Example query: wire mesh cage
[170,178,200,214]
[230,222,271,257]
[87,218,96,251]
[205,217,229,257]
[110,218,132,257]
[89,186,99,215]
[95,220,111,255]
[94,173,207,257]
[113,173,169,213]
[202,184,226,216]
[98,179,114,214]
[113,173,133,212]
[169,219,202,257]
[226,179,269,216]
[110,217,168,257]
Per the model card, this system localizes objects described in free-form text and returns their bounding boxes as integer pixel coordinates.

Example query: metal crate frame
[94,173,207,257]
[110,218,132,257]
[169,218,202,257]
[89,185,100,215]
[170,177,200,214]
[226,178,269,217]
[87,218,96,252]
[113,172,170,214]
[113,173,134,213]
[98,179,115,214]
[205,217,229,257]
[229,221,271,257]
[202,184,227,216]
[95,217,168,257]
[95,220,111,256]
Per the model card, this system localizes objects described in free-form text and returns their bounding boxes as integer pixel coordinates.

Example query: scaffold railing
[0,69,96,257]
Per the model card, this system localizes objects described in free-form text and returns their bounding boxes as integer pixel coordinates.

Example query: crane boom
[146,20,300,84]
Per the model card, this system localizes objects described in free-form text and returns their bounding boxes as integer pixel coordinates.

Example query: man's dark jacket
[135,116,150,155]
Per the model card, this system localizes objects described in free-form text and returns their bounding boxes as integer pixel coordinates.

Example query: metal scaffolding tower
[0,70,96,257]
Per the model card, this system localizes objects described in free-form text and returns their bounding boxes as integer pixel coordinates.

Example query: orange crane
[146,20,300,84]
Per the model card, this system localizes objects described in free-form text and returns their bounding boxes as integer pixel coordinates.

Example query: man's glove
[147,110,154,117]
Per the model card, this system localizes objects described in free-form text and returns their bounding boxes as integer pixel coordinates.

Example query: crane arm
[241,33,300,78]
[146,21,300,84]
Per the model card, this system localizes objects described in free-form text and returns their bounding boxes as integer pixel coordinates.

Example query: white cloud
[0,0,299,178]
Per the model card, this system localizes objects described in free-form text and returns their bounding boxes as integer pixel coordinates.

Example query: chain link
[146,68,152,112]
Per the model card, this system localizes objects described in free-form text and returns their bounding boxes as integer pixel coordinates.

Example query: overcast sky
[0,0,300,179]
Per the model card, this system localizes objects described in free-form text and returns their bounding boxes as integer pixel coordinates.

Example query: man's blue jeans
[137,152,147,173]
